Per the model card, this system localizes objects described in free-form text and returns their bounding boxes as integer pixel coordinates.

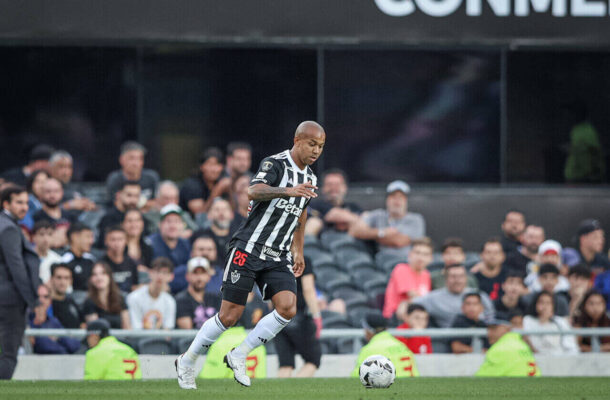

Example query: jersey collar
[285,150,308,174]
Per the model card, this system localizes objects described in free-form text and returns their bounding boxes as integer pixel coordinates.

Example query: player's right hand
[288,182,318,199]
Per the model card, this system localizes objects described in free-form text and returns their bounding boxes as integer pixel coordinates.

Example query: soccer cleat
[224,349,251,387]
[175,353,197,389]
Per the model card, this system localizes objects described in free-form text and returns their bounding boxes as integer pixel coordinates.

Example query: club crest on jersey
[231,271,240,284]
[275,198,303,217]
[261,161,273,172]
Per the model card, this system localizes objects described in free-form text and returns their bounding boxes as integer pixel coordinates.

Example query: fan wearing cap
[146,204,191,293]
[351,312,419,378]
[563,219,610,275]
[175,257,221,330]
[84,319,141,380]
[475,317,540,377]
[349,180,425,259]
[524,240,570,294]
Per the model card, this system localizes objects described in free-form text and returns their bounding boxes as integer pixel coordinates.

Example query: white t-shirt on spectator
[523,315,579,355]
[39,250,63,284]
[126,285,176,329]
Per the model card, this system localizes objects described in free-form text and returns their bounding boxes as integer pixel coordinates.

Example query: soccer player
[176,121,325,388]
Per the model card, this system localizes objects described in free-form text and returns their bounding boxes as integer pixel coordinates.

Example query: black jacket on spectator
[52,296,84,329]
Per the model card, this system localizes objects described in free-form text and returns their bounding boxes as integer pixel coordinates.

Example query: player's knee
[218,309,240,328]
[275,302,297,320]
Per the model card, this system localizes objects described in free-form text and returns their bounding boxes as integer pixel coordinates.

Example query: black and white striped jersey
[229,150,317,263]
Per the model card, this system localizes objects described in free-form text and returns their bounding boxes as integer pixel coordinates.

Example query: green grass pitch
[1,378,609,400]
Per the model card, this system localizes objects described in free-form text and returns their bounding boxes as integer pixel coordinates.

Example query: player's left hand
[292,255,305,277]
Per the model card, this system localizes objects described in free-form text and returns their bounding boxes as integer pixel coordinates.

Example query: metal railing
[24,327,610,353]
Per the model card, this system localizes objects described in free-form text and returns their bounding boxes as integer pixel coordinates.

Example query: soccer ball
[358,355,396,389]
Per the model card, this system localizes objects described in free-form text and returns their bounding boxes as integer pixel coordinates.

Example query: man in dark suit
[0,186,40,379]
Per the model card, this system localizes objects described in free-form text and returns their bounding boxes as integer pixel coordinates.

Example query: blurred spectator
[20,169,49,230]
[593,266,610,311]
[233,174,252,219]
[29,284,81,354]
[305,169,361,236]
[1,144,53,186]
[96,180,141,248]
[500,210,526,254]
[504,225,545,276]
[122,209,154,273]
[472,238,507,301]
[175,257,221,329]
[567,265,593,318]
[276,253,322,378]
[413,264,494,328]
[144,180,198,235]
[106,141,160,209]
[572,290,610,352]
[523,291,579,355]
[192,198,242,263]
[431,238,478,290]
[127,257,176,329]
[395,303,432,354]
[83,261,130,329]
[32,220,62,283]
[493,271,527,320]
[180,147,232,216]
[383,237,433,319]
[449,292,489,353]
[349,180,425,259]
[84,319,141,380]
[525,240,570,293]
[351,312,419,378]
[475,317,540,377]
[101,226,139,293]
[191,235,223,294]
[49,150,96,212]
[225,141,252,180]
[33,177,77,249]
[147,205,191,291]
[523,264,569,316]
[49,263,84,329]
[61,222,96,292]
[563,219,610,275]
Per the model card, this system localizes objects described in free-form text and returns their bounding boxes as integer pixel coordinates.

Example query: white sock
[232,310,290,358]
[182,314,227,367]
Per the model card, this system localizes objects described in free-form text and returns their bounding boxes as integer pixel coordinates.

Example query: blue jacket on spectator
[29,313,81,354]
[594,271,610,311]
[146,232,191,293]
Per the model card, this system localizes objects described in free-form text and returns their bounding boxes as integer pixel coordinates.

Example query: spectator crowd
[1,142,610,357]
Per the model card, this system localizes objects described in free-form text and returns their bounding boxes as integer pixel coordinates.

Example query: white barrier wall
[12,354,610,380]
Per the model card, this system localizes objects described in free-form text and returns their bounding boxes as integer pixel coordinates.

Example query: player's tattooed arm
[248,182,318,201]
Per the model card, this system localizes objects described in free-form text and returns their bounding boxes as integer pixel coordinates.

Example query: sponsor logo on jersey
[275,198,303,217]
[262,246,282,258]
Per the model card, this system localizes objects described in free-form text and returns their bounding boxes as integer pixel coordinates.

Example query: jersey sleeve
[250,157,283,187]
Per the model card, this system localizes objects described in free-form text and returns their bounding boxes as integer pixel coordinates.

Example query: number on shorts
[233,250,248,267]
